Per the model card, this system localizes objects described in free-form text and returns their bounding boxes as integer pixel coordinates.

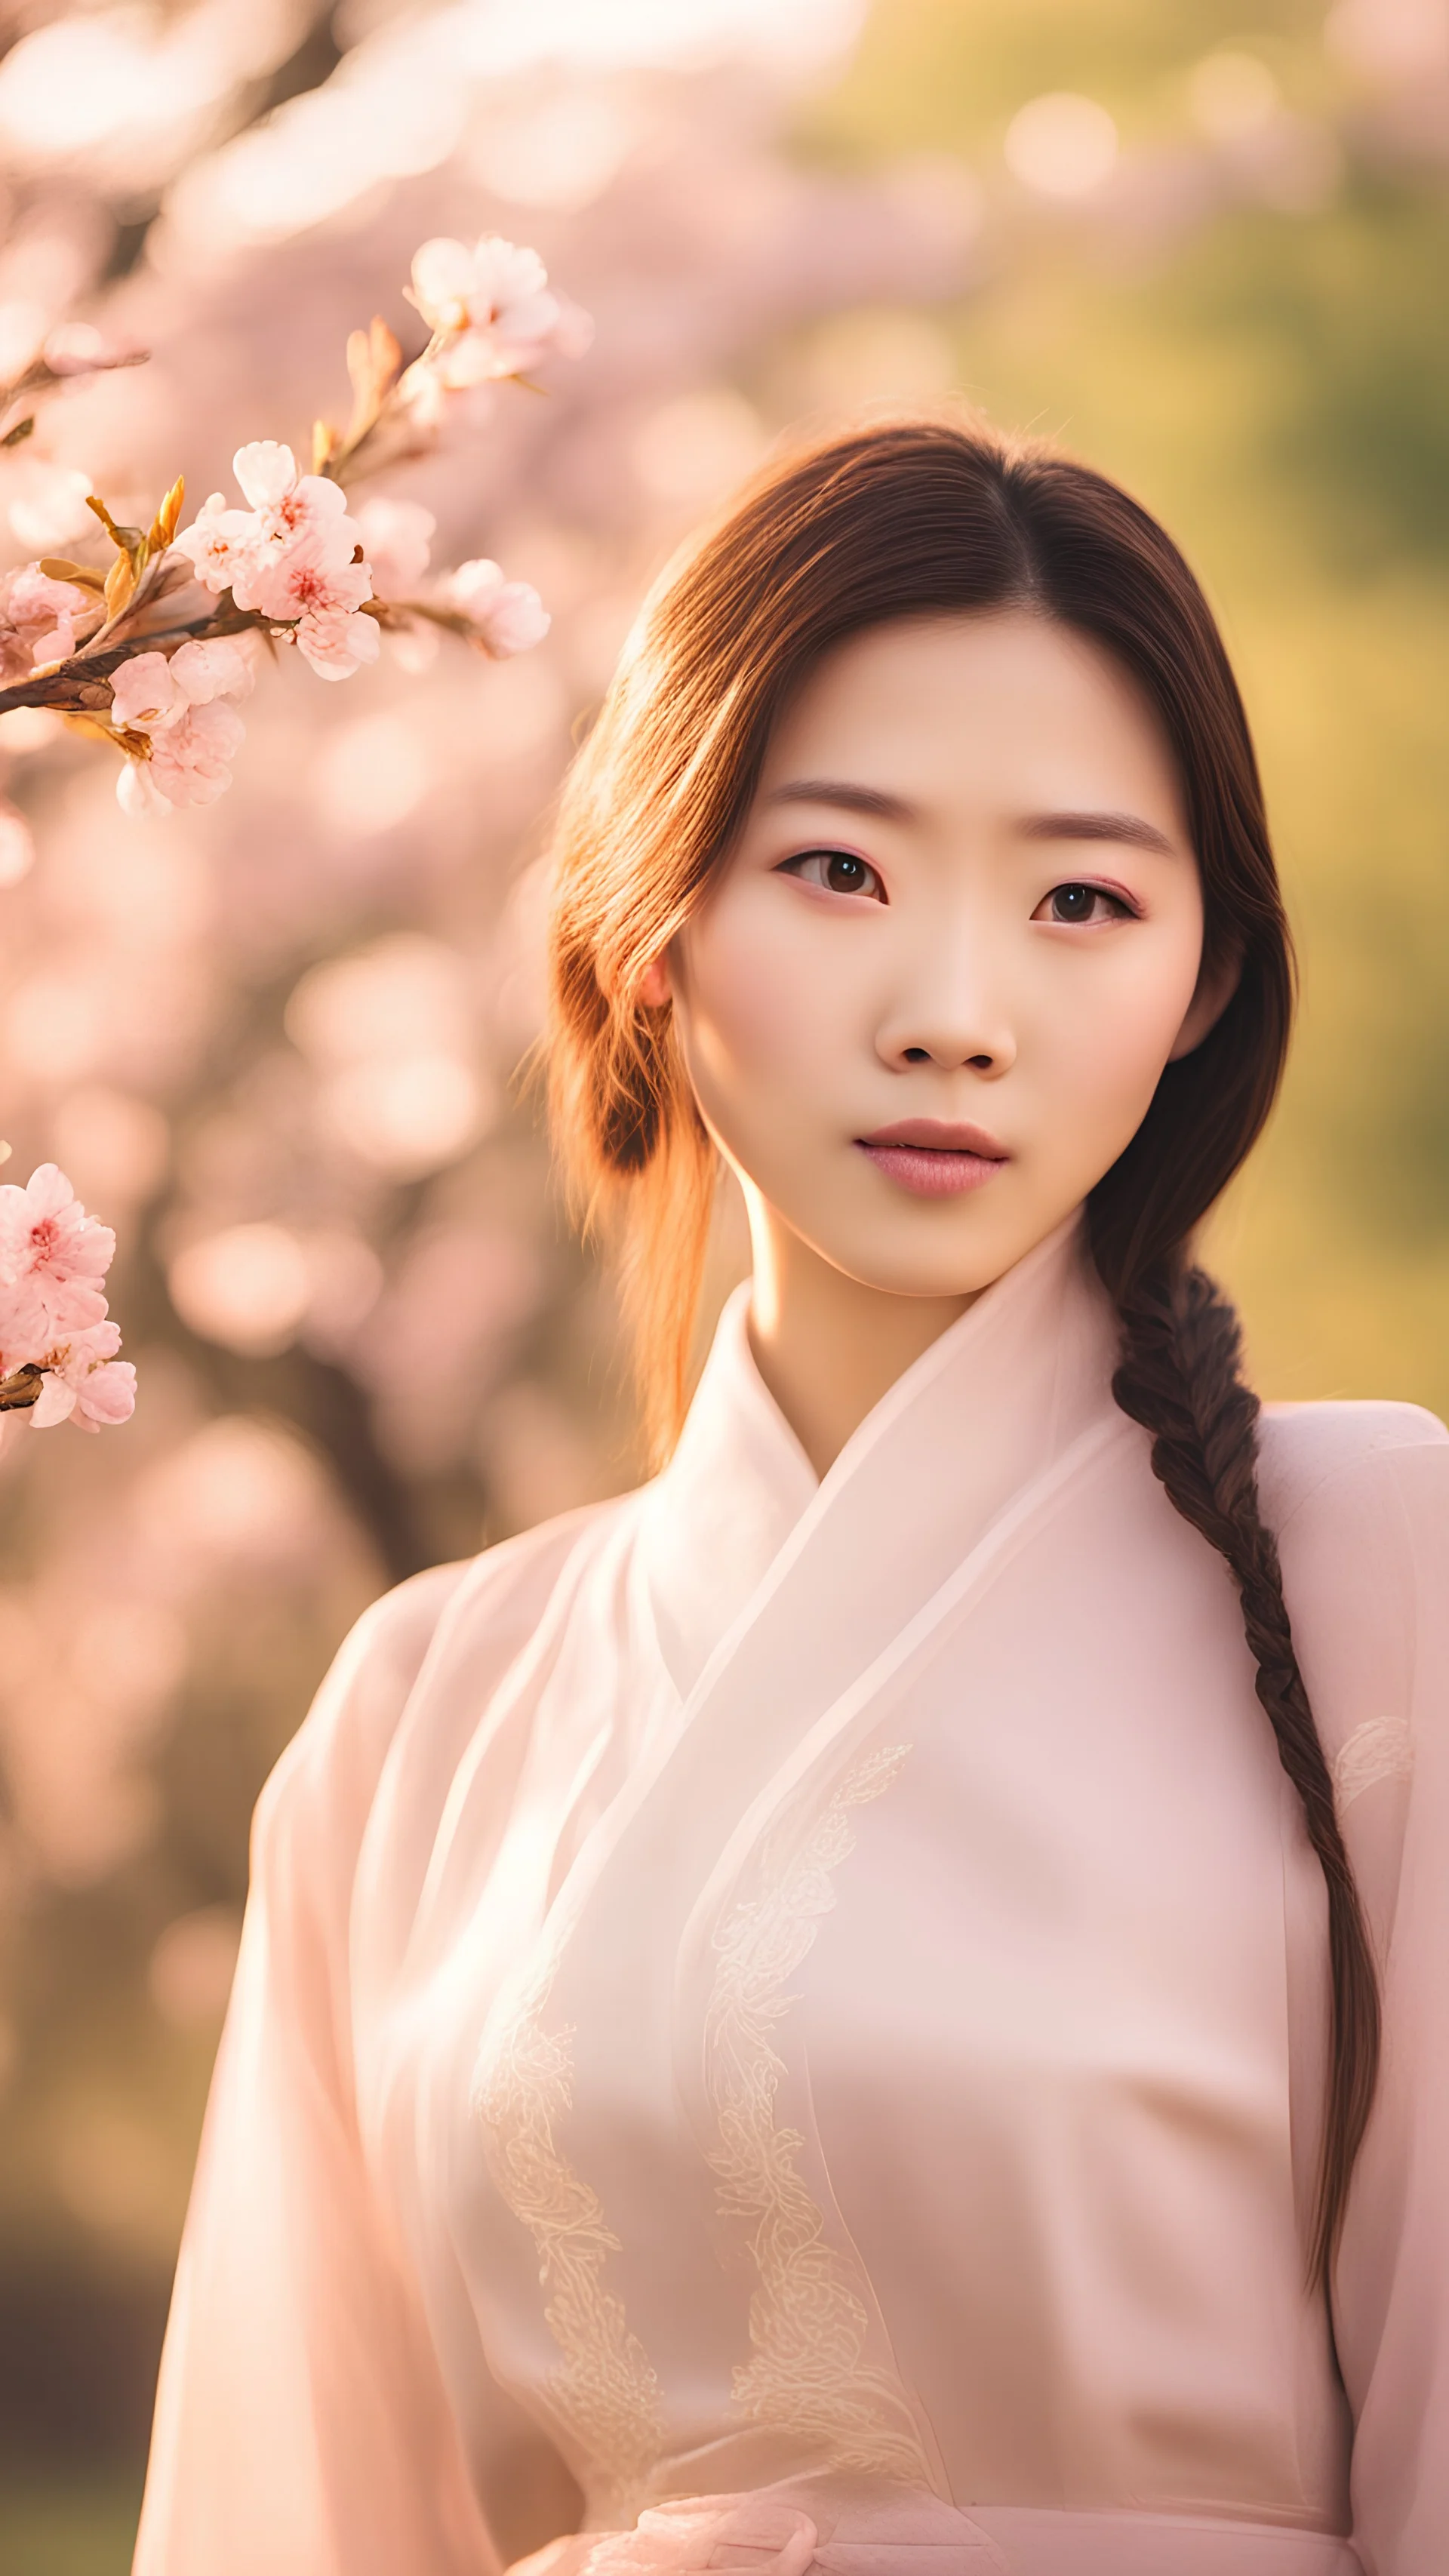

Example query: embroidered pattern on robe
[703,1741,934,2484]
[1332,1714,1414,1811]
[474,1941,664,2521]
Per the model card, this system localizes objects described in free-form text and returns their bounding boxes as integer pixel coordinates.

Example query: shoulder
[263,1492,638,1843]
[1257,1396,1449,1612]
[243,1494,643,2002]
[1257,1397,1449,1543]
[1255,1402,1449,1780]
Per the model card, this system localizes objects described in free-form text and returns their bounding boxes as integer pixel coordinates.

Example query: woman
[133,422,1447,2576]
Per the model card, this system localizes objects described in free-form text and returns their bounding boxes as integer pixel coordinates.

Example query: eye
[781,848,886,902]
[1033,881,1137,926]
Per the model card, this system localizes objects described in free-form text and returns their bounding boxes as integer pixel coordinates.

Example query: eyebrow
[763,777,917,822]
[1017,809,1177,857]
[763,782,1179,856]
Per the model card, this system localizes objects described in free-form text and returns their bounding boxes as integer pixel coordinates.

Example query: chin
[829,1236,1026,1303]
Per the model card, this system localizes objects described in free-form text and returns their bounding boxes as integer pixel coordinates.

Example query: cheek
[1030,935,1201,1122]
[675,900,848,1105]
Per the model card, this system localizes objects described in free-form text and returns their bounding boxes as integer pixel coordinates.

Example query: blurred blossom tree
[0,224,585,1460]
[0,0,1445,2562]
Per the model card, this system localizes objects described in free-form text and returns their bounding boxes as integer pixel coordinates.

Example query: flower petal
[408,235,476,328]
[111,650,184,733]
[168,638,255,706]
[232,441,298,509]
[28,1371,75,1428]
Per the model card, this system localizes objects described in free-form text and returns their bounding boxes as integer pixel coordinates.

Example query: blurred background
[0,0,1445,2565]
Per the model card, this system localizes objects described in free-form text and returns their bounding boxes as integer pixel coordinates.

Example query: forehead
[758,610,1185,826]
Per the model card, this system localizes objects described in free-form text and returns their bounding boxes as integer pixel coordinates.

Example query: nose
[875,931,1017,1077]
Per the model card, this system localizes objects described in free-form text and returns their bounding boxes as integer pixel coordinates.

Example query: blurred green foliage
[804,0,1335,149]
[0,2477,143,2576]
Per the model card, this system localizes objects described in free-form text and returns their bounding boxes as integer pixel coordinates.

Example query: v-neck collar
[638,1211,1114,1702]
[638,1282,817,1700]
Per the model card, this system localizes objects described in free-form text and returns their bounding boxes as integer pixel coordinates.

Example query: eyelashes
[779,847,887,901]
[778,851,1142,925]
[1032,881,1141,925]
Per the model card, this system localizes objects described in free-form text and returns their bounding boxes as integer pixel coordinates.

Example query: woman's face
[658,609,1231,1308]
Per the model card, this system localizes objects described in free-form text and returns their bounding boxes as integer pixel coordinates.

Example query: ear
[1168,944,1241,1062]
[638,953,672,1008]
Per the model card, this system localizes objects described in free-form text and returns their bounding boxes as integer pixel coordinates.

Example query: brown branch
[0,603,272,715]
[0,1366,43,1413]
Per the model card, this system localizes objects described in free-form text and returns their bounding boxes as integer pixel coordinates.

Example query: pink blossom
[293,602,381,682]
[174,446,363,604]
[110,650,184,731]
[408,234,552,337]
[147,699,248,805]
[111,636,254,724]
[0,1163,113,1363]
[352,497,435,597]
[229,442,362,577]
[72,1356,137,1429]
[0,563,100,672]
[0,1162,114,1297]
[171,491,260,596]
[0,1168,133,1433]
[115,759,168,819]
[118,700,247,814]
[406,235,588,383]
[28,1318,137,1433]
[394,359,451,434]
[439,558,550,657]
[231,441,303,510]
[110,638,254,809]
[192,443,377,676]
[166,637,255,705]
[238,525,379,679]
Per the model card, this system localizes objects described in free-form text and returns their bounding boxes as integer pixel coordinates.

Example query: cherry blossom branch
[0,239,591,1445]
[312,240,589,491]
[0,234,589,817]
[0,598,264,713]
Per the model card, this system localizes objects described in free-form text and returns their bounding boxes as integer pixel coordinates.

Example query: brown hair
[546,416,1377,2285]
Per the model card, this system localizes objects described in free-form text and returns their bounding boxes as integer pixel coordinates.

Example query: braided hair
[1108,1260,1378,2282]
[546,418,1379,2280]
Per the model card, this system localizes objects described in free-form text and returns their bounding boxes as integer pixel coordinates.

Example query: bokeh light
[1003,93,1119,199]
[1188,52,1281,146]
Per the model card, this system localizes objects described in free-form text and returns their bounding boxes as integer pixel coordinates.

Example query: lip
[856,1117,1011,1202]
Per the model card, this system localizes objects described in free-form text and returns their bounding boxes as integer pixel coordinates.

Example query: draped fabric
[133,1219,1449,2576]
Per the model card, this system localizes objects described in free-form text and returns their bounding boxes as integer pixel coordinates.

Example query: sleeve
[1269,1411,1449,2576]
[132,1564,574,2576]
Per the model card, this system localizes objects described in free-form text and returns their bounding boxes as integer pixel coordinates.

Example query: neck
[742,1190,977,1479]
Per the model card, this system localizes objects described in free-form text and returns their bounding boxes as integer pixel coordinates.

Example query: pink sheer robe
[133,1220,1449,2576]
